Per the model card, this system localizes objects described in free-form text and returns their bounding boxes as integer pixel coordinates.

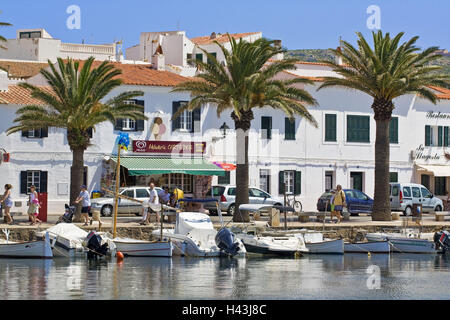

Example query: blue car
[316,189,373,216]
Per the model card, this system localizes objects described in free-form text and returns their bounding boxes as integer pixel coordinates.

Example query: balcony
[60,43,116,56]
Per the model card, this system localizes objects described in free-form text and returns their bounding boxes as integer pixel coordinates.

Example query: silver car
[204,186,282,216]
[91,186,162,216]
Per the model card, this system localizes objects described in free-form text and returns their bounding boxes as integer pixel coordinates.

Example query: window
[162,173,193,193]
[350,172,363,191]
[325,171,334,192]
[259,169,271,193]
[206,186,225,196]
[389,117,398,144]
[347,115,370,143]
[425,126,449,147]
[218,171,230,185]
[325,114,337,142]
[21,128,48,139]
[403,187,411,198]
[121,189,135,198]
[412,187,421,198]
[284,118,295,140]
[136,189,150,198]
[207,52,217,65]
[172,101,200,133]
[389,172,398,183]
[186,53,194,66]
[421,188,432,198]
[195,53,203,62]
[391,185,399,196]
[227,188,236,196]
[261,116,272,139]
[279,170,301,195]
[19,31,41,39]
[250,188,270,198]
[114,100,144,131]
[435,177,446,196]
[354,190,368,200]
[283,171,295,194]
[20,171,47,194]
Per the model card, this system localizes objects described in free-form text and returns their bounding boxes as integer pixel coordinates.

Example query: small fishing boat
[152,199,246,257]
[366,232,436,254]
[344,240,390,253]
[0,231,52,259]
[293,232,344,254]
[237,204,308,256]
[37,223,88,258]
[113,238,173,257]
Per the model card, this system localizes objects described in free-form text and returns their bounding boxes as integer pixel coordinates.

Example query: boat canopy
[110,156,226,176]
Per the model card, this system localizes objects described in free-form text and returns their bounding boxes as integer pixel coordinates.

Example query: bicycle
[285,194,303,213]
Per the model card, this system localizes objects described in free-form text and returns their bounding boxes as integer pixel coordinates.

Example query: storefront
[100,140,225,198]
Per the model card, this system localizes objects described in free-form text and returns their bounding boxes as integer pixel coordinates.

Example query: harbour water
[0,254,449,300]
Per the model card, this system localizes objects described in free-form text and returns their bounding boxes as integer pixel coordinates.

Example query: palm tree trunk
[71,147,85,222]
[372,115,392,221]
[231,110,253,222]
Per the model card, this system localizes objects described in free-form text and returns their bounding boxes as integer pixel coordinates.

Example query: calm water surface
[0,254,449,299]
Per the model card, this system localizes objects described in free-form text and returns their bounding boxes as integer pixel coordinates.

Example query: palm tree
[318,31,450,221]
[172,35,317,222]
[7,57,147,220]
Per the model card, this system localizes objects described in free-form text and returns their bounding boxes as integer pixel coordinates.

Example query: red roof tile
[0,85,54,105]
[190,32,261,45]
[0,60,49,78]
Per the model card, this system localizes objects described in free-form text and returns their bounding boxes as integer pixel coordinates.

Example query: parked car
[389,182,444,215]
[204,186,282,216]
[317,189,373,216]
[91,186,162,217]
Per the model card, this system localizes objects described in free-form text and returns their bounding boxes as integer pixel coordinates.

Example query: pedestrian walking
[0,184,14,224]
[140,182,159,225]
[74,185,91,226]
[330,185,346,223]
[27,185,42,226]
[158,186,170,205]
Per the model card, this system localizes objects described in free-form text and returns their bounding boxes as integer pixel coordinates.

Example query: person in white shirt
[140,182,159,225]
[75,185,91,226]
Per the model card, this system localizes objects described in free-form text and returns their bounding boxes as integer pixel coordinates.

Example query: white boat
[344,241,390,253]
[366,229,434,241]
[366,232,436,253]
[152,211,246,257]
[293,232,344,254]
[113,238,173,257]
[37,223,88,258]
[237,204,308,256]
[0,232,52,259]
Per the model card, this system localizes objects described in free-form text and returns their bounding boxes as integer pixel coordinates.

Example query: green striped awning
[111,157,225,176]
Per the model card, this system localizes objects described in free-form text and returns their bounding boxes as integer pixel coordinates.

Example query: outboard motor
[86,231,109,259]
[215,228,240,256]
[434,231,450,253]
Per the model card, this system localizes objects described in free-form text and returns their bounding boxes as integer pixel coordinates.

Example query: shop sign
[426,112,450,120]
[133,140,206,154]
[412,144,441,161]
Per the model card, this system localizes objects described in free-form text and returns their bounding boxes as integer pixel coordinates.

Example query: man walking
[140,182,159,225]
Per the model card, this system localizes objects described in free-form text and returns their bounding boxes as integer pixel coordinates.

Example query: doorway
[350,172,363,191]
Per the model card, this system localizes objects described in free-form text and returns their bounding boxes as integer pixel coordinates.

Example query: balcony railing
[60,43,115,56]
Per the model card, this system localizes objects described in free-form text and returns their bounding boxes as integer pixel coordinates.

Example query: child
[27,185,42,226]
[0,184,13,224]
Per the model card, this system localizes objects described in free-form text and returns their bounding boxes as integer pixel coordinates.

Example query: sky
[0,0,449,53]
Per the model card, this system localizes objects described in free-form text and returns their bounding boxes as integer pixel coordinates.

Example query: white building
[0,29,449,214]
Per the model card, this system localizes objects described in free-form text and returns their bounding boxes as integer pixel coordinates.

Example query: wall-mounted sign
[412,144,441,161]
[133,140,206,154]
[426,112,450,120]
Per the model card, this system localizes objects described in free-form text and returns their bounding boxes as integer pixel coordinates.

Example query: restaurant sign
[133,140,206,154]
[426,111,450,120]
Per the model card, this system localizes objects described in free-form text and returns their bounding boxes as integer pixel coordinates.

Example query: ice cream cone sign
[150,117,166,140]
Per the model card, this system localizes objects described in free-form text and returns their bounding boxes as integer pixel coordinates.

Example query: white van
[389,182,444,215]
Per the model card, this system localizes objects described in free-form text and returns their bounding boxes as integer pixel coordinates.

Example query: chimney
[210,32,216,40]
[335,37,344,65]
[152,44,165,70]
[272,39,284,60]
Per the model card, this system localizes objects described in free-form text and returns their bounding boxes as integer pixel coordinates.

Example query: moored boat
[0,232,52,259]
[113,238,173,257]
[344,240,390,253]
[292,232,344,254]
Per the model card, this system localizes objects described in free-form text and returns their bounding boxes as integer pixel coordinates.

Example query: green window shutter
[389,172,398,183]
[218,171,230,185]
[285,118,295,140]
[389,117,398,144]
[191,108,201,133]
[435,177,446,196]
[278,171,285,194]
[207,52,217,65]
[347,115,370,142]
[425,125,431,146]
[444,127,449,147]
[261,116,272,139]
[438,126,443,147]
[172,101,181,131]
[325,114,337,141]
[195,53,203,62]
[294,171,301,195]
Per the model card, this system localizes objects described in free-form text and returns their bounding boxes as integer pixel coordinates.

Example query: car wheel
[209,210,218,215]
[227,204,235,216]
[101,205,113,217]
[404,206,412,216]
[435,205,442,212]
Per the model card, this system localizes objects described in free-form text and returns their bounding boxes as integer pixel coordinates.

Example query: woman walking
[27,185,42,226]
[0,184,14,224]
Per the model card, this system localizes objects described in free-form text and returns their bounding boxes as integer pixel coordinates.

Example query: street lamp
[220,122,230,138]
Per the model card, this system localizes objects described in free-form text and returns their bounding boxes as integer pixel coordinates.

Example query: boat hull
[305,239,344,254]
[114,240,173,257]
[0,233,53,259]
[387,238,436,254]
[344,241,390,253]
